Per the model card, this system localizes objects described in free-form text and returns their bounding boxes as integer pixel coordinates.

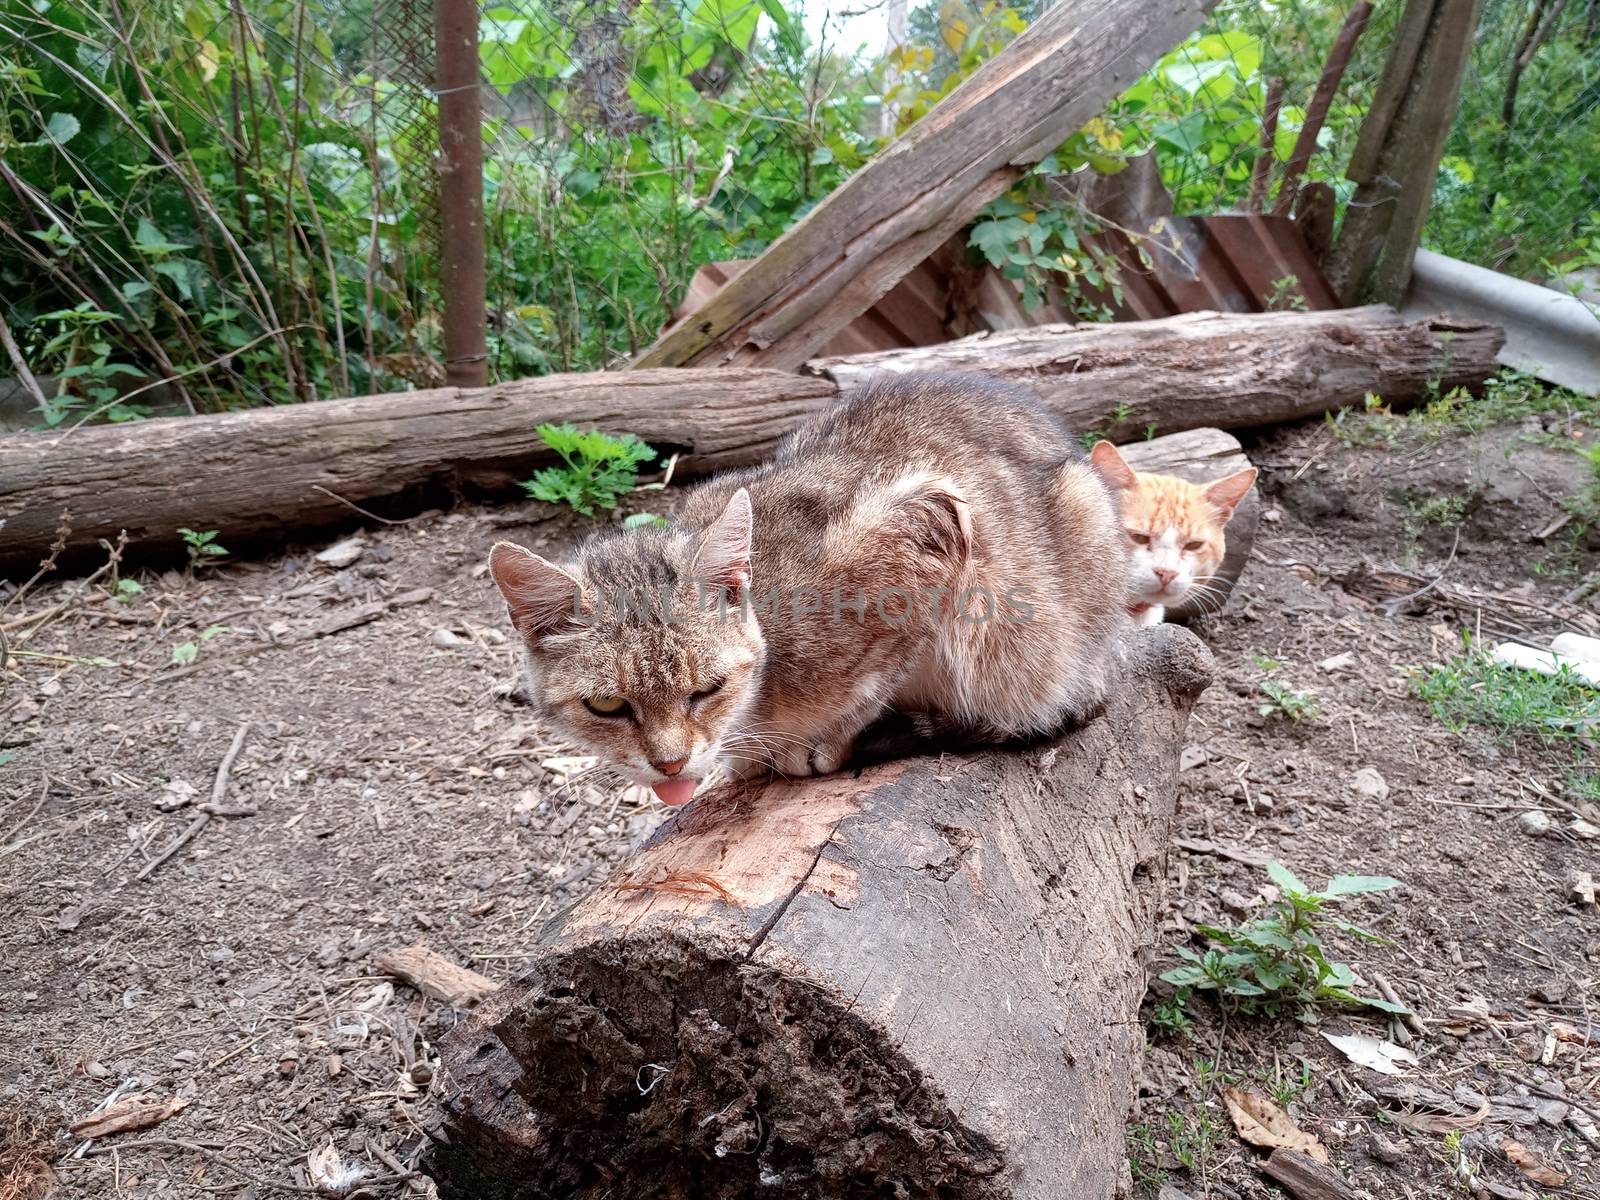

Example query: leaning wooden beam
[0,307,1498,573]
[423,624,1213,1200]
[631,0,1217,371]
[811,305,1503,441]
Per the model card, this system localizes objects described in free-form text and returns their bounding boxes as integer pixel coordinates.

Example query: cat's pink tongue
[651,777,699,807]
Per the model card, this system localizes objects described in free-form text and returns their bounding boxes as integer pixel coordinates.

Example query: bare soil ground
[3,402,1599,1200]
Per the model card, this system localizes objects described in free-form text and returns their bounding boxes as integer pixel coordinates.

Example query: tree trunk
[630,0,1217,371]
[0,307,1498,575]
[424,624,1214,1200]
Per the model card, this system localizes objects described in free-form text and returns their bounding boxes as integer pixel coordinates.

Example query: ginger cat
[489,375,1129,806]
[1089,439,1256,627]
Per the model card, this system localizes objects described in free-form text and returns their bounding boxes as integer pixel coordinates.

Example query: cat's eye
[583,695,631,718]
[1183,540,1205,552]
[689,679,725,705]
[1127,531,1150,546]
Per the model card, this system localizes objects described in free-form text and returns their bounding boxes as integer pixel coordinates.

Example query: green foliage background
[0,0,1592,426]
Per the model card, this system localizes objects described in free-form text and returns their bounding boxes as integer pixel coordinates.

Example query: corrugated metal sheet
[666,214,1337,356]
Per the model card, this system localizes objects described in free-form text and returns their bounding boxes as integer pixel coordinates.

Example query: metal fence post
[435,0,489,388]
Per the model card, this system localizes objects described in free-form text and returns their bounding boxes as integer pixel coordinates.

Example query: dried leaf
[1320,1030,1418,1076]
[69,1094,190,1139]
[1383,1095,1490,1134]
[1501,1136,1569,1187]
[1222,1086,1329,1163]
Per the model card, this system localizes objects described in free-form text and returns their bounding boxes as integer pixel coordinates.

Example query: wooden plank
[632,0,1217,371]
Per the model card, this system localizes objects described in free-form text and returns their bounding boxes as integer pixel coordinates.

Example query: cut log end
[426,626,1214,1200]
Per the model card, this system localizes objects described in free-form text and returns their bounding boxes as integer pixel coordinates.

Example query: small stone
[315,536,367,569]
[85,1060,110,1079]
[1568,818,1600,840]
[1519,811,1554,837]
[1368,1130,1407,1165]
[38,678,61,698]
[1319,651,1355,672]
[277,1056,299,1076]
[1261,508,1282,524]
[1178,745,1208,772]
[173,1050,196,1064]
[431,628,468,648]
[1350,767,1390,802]
[1569,871,1597,906]
[326,1054,343,1079]
[409,1061,434,1085]
[1220,890,1252,917]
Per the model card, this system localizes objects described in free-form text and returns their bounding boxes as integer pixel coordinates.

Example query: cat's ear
[1203,467,1258,522]
[692,488,753,599]
[488,541,582,637]
[890,475,972,563]
[1089,439,1138,491]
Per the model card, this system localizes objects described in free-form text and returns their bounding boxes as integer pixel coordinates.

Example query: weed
[178,528,228,574]
[521,424,657,517]
[1251,652,1285,672]
[1265,275,1310,313]
[1416,634,1600,746]
[172,623,227,666]
[1167,1109,1222,1175]
[113,579,143,603]
[1080,430,1105,451]
[1127,1121,1166,1190]
[1149,1000,1194,1040]
[1161,861,1404,1017]
[1259,679,1320,723]
[1268,1060,1313,1108]
[1401,493,1469,547]
[1145,423,1158,441]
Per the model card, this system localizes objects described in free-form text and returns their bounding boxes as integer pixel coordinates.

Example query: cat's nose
[1153,567,1177,586]
[653,758,688,777]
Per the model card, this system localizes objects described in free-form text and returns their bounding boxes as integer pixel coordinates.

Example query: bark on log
[631,0,1216,371]
[0,306,1496,574]
[809,305,1504,444]
[424,625,1214,1200]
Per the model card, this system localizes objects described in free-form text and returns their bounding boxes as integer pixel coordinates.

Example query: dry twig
[135,722,249,882]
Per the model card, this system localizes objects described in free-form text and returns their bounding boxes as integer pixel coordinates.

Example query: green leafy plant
[178,528,228,574]
[113,579,143,603]
[1161,861,1403,1017]
[521,424,657,517]
[171,623,227,666]
[1259,679,1319,722]
[1264,274,1310,312]
[1149,999,1194,1040]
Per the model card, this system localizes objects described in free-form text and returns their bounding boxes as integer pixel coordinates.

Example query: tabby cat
[1089,438,1256,627]
[489,375,1129,806]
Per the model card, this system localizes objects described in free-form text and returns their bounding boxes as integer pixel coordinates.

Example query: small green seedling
[521,423,657,517]
[1161,861,1403,1017]
[172,624,227,665]
[1259,679,1319,722]
[178,527,228,573]
[113,578,143,603]
[623,512,669,530]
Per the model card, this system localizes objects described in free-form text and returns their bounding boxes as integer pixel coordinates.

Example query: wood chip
[1223,1086,1329,1162]
[69,1094,190,1140]
[372,944,498,1007]
[1500,1136,1569,1187]
[1259,1147,1361,1200]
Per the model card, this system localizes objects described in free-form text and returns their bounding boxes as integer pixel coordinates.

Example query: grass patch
[1415,639,1600,745]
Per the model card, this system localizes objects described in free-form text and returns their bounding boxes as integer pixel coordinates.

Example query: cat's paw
[773,740,852,778]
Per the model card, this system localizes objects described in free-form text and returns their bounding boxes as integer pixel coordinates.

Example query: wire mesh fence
[1423,0,1600,284]
[1,0,1592,427]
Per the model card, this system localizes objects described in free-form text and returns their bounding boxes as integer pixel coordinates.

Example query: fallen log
[424,624,1213,1200]
[0,307,1495,574]
[632,0,1216,370]
[808,305,1504,443]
